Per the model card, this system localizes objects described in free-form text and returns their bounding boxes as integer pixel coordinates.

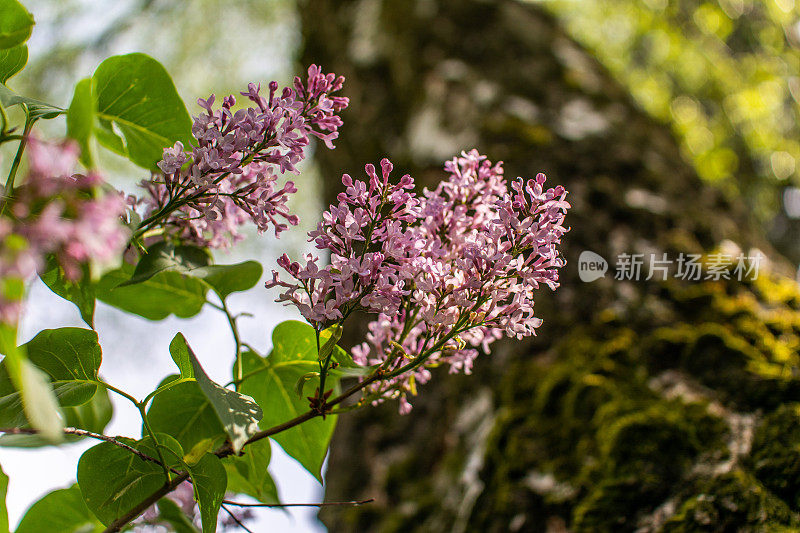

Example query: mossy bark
[300,1,800,531]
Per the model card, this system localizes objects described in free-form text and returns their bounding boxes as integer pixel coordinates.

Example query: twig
[103,473,190,533]
[221,504,255,533]
[85,347,438,531]
[0,427,160,465]
[221,498,375,508]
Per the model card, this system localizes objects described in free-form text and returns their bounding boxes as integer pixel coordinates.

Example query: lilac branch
[0,427,159,465]
[221,498,375,508]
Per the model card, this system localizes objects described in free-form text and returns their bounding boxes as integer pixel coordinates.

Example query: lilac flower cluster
[267,150,570,412]
[134,65,348,248]
[267,159,419,322]
[0,138,129,323]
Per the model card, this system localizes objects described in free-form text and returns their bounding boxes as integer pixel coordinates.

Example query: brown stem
[0,427,159,465]
[221,498,375,508]
[59,344,435,532]
[102,473,190,533]
[221,504,255,533]
[100,370,385,530]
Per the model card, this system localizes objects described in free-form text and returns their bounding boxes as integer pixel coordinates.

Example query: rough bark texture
[300,1,800,531]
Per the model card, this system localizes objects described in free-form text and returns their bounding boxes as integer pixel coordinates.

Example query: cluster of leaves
[0,1,350,531]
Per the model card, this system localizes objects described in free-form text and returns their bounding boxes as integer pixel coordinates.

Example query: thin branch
[0,427,160,465]
[221,504,255,533]
[103,473,190,533]
[1,121,33,216]
[220,298,244,387]
[96,340,447,531]
[221,498,375,508]
[219,362,404,458]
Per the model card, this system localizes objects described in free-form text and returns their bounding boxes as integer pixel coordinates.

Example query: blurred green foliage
[16,0,296,107]
[543,0,800,220]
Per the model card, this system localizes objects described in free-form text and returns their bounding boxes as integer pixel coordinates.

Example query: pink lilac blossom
[266,158,419,323]
[133,65,348,248]
[266,149,570,412]
[0,138,129,323]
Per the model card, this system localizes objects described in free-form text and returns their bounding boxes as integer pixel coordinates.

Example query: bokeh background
[4,0,800,531]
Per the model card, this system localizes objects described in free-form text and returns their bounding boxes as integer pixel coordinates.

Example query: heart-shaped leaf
[91,53,192,169]
[238,320,340,482]
[22,327,102,405]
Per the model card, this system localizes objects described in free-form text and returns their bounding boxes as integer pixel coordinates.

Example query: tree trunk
[300,1,800,531]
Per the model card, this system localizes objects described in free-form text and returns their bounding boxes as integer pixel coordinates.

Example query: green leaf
[95,262,207,321]
[77,435,184,526]
[190,261,263,300]
[0,463,7,533]
[39,256,95,328]
[91,53,192,169]
[321,325,371,376]
[66,78,96,168]
[187,339,262,454]
[0,386,112,447]
[223,438,280,505]
[22,327,101,405]
[0,83,64,121]
[0,44,25,83]
[0,0,33,50]
[239,321,340,482]
[0,327,102,439]
[188,453,226,533]
[170,333,195,379]
[318,324,364,372]
[15,485,103,533]
[156,498,200,533]
[150,334,262,456]
[0,324,63,442]
[318,324,342,362]
[16,359,63,442]
[147,380,226,458]
[122,242,211,287]
[140,434,225,533]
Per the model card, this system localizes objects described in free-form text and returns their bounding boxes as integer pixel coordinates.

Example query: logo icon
[578,250,608,282]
